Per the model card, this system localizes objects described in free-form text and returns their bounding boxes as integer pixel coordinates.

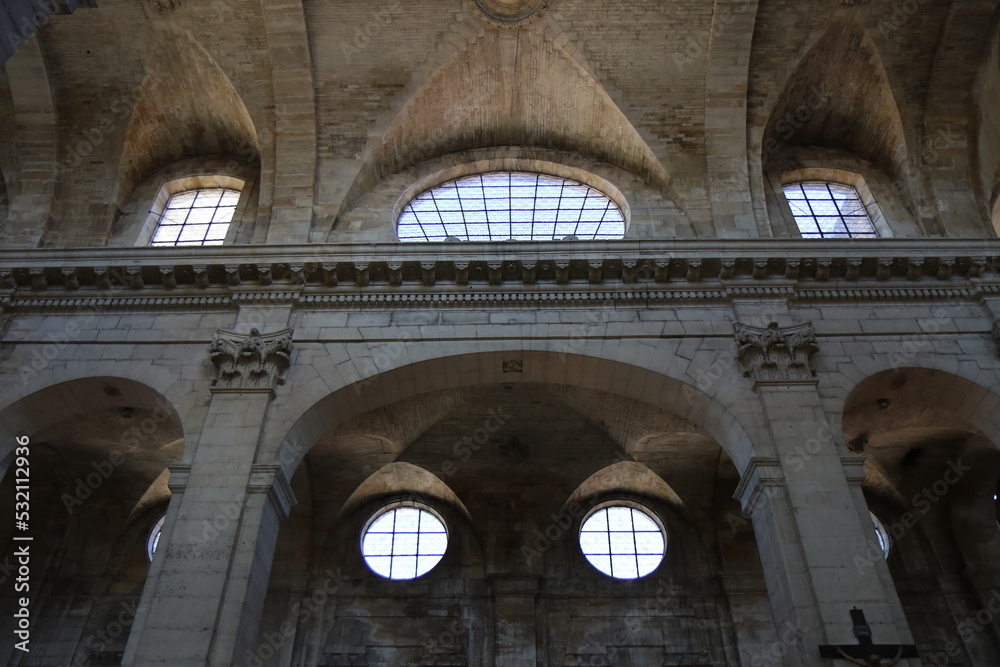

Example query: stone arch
[108,154,260,246]
[329,145,690,241]
[0,376,185,465]
[842,367,1000,449]
[0,377,185,665]
[563,460,685,514]
[115,26,260,218]
[338,461,472,523]
[974,7,1000,234]
[761,20,907,174]
[332,20,671,236]
[843,367,1000,657]
[325,461,487,580]
[0,35,57,247]
[272,351,758,484]
[757,20,914,237]
[925,0,1000,237]
[1,361,207,461]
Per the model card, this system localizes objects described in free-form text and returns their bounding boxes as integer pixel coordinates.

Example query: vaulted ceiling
[1,0,999,244]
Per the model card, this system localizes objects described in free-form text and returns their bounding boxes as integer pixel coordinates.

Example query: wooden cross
[818,608,919,664]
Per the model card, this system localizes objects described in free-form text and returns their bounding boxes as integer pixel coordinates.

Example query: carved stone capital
[734,321,818,386]
[209,327,293,391]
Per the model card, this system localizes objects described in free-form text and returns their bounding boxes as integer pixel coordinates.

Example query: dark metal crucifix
[818,608,918,665]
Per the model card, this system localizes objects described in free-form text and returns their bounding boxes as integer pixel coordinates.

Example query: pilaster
[123,328,295,667]
[734,321,917,665]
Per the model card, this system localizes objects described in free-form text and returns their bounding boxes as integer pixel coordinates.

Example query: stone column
[490,575,540,667]
[733,321,917,666]
[123,328,295,667]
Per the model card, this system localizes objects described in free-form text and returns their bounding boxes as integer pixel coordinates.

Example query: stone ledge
[0,240,996,293]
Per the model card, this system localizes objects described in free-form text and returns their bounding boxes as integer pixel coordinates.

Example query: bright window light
[361,505,448,580]
[783,182,878,239]
[150,188,240,247]
[147,514,165,562]
[579,504,665,579]
[870,511,890,560]
[397,172,626,242]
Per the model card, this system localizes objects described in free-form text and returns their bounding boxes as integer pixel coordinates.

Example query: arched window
[147,514,165,562]
[149,188,241,247]
[361,502,448,580]
[397,172,626,242]
[783,182,878,239]
[578,502,666,579]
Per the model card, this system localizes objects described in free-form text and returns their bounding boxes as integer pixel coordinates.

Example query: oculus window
[397,172,626,242]
[579,503,665,579]
[783,182,878,239]
[149,188,240,246]
[147,514,165,562]
[361,504,448,580]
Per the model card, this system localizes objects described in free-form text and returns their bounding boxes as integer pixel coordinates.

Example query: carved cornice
[0,241,995,290]
[734,321,818,386]
[0,241,998,310]
[209,328,293,392]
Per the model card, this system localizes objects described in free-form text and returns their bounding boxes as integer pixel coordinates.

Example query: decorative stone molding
[841,457,867,486]
[734,457,785,514]
[166,464,193,493]
[209,328,293,391]
[2,242,1000,319]
[248,464,297,520]
[734,321,818,385]
[474,0,547,26]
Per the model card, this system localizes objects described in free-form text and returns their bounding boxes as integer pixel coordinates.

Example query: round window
[147,514,165,562]
[579,503,666,579]
[361,504,448,580]
[870,511,890,560]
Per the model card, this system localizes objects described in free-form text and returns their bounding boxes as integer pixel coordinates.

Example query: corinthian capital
[209,328,293,391]
[734,321,818,385]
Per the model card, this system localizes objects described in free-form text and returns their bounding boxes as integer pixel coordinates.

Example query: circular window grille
[361,504,448,580]
[870,511,890,560]
[579,503,666,579]
[147,514,165,562]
